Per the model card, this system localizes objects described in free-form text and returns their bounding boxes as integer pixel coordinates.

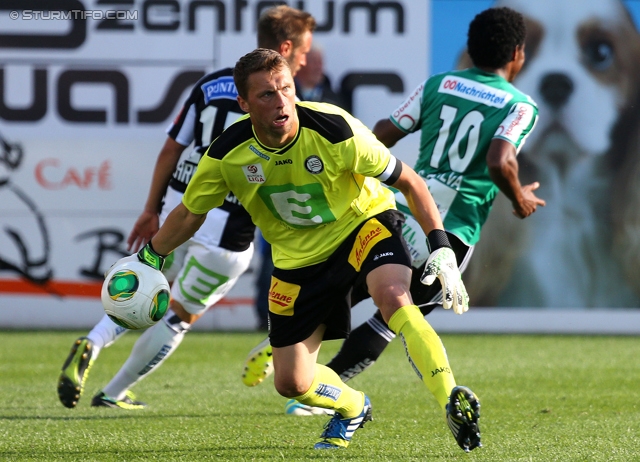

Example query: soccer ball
[101,259,170,330]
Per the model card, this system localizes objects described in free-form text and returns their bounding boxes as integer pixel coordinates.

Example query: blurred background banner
[432,0,640,310]
[1,0,639,331]
[0,0,427,327]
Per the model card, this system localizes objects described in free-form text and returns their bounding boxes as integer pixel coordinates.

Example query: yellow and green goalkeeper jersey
[183,101,396,269]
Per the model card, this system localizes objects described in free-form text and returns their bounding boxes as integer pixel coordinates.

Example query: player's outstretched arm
[486,138,545,219]
[127,137,186,252]
[150,202,206,257]
[108,202,203,275]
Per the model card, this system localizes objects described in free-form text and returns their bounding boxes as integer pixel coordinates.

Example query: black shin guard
[326,311,393,382]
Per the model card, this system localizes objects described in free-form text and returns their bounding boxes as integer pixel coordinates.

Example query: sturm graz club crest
[305,155,324,174]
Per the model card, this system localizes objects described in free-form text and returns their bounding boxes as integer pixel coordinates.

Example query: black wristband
[137,241,167,271]
[147,240,167,258]
[426,229,452,252]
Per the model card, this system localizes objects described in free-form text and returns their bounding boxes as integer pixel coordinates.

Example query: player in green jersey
[115,47,479,450]
[324,3,545,370]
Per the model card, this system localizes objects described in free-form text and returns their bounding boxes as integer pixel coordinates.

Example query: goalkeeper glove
[420,230,469,315]
[103,242,166,279]
[136,241,166,271]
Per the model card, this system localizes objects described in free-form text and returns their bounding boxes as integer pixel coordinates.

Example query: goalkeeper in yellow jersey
[123,48,480,451]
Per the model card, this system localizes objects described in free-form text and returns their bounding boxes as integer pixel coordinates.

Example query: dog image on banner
[462,0,640,307]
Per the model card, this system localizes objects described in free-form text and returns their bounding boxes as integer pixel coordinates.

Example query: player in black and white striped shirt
[57,5,316,410]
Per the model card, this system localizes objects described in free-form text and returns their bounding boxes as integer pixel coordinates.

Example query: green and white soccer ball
[101,260,170,330]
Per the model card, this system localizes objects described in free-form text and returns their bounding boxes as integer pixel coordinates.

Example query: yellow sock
[388,305,456,409]
[292,364,365,418]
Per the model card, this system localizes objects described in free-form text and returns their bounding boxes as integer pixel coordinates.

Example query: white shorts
[160,188,254,315]
[394,192,430,269]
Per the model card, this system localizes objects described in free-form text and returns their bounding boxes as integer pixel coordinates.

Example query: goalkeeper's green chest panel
[391,68,538,245]
[184,101,395,269]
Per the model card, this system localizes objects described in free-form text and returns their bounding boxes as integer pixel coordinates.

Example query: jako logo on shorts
[348,218,391,271]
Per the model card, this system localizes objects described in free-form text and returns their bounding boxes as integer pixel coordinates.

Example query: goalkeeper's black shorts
[268,209,411,348]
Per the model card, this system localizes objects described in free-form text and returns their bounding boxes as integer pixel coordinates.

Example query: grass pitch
[0,330,638,461]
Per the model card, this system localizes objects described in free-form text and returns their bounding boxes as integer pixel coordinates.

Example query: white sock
[101,311,188,400]
[86,314,129,359]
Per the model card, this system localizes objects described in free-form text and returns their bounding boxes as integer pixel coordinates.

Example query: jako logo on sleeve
[439,76,512,108]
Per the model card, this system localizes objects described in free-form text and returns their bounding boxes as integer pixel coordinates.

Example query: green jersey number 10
[431,105,484,173]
